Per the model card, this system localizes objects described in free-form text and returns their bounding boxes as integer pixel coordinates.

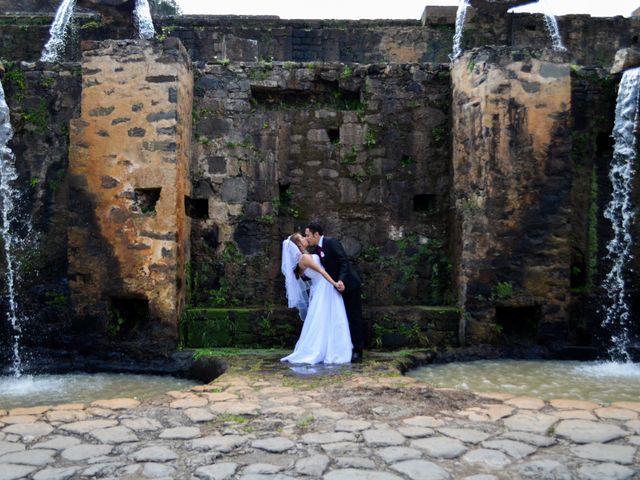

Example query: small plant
[80,20,102,30]
[341,65,353,80]
[364,128,377,149]
[400,155,415,167]
[5,68,26,91]
[262,121,269,129]
[492,281,513,301]
[296,415,314,429]
[30,177,40,187]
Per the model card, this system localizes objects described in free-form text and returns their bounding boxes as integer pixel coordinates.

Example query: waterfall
[0,80,30,377]
[134,0,155,39]
[602,67,640,363]
[450,0,471,62]
[40,0,77,63]
[542,14,567,52]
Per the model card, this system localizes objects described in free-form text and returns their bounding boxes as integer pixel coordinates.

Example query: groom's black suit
[316,237,364,351]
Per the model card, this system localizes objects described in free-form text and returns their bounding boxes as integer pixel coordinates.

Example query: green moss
[22,100,50,133]
[80,20,102,30]
[4,67,26,91]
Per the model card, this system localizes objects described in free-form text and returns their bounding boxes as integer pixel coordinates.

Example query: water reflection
[408,360,640,404]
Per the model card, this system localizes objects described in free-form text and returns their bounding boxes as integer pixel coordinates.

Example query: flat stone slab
[9,407,49,416]
[90,398,140,410]
[554,410,597,421]
[515,459,571,479]
[143,462,175,478]
[594,407,638,421]
[626,420,640,434]
[204,392,238,403]
[130,446,178,462]
[397,426,434,438]
[32,466,80,480]
[502,412,557,433]
[0,448,56,466]
[438,428,491,444]
[1,415,38,425]
[0,441,25,456]
[571,443,636,464]
[555,419,626,443]
[390,459,450,480]
[90,426,138,443]
[611,401,640,412]
[190,435,247,452]
[61,444,113,461]
[159,426,201,439]
[243,463,285,474]
[194,462,238,480]
[170,397,208,409]
[504,396,545,410]
[58,419,118,434]
[45,410,88,423]
[481,439,537,459]
[209,401,260,415]
[461,448,511,468]
[363,429,405,446]
[403,416,444,428]
[500,431,556,447]
[576,462,636,480]
[295,454,330,476]
[335,457,376,469]
[32,436,81,450]
[324,469,404,480]
[121,417,163,431]
[302,432,356,444]
[335,419,372,432]
[185,408,215,422]
[2,422,53,441]
[252,437,295,453]
[549,399,600,410]
[411,437,467,458]
[376,446,422,463]
[0,464,37,480]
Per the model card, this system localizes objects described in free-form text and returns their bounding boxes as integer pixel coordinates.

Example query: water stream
[0,80,31,377]
[134,0,155,39]
[602,67,640,362]
[450,0,471,61]
[40,0,77,62]
[542,14,566,52]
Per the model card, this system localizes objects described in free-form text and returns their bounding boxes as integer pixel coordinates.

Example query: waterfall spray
[602,67,640,363]
[542,14,567,52]
[134,0,156,39]
[450,0,471,62]
[40,0,77,63]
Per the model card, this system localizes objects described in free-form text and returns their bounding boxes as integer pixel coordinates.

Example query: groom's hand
[336,281,345,292]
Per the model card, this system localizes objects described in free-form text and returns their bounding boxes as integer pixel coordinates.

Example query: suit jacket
[316,236,361,293]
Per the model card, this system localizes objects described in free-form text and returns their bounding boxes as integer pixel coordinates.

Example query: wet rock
[502,412,557,434]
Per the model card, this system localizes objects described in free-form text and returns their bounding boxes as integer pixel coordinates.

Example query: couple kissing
[280,222,364,365]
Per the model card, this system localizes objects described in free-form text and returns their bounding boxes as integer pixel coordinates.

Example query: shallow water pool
[0,373,198,409]
[407,360,640,404]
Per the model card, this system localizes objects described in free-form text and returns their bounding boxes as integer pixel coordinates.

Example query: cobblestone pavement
[0,356,639,480]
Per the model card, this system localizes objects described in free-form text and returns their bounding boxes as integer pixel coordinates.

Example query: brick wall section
[451,47,572,344]
[67,39,192,353]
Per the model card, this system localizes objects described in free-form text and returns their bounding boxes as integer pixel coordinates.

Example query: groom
[304,222,364,362]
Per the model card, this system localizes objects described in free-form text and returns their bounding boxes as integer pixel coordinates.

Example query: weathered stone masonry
[68,39,193,352]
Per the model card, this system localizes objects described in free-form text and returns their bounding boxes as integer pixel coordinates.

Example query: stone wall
[451,47,572,345]
[0,62,81,365]
[67,39,193,355]
[3,11,640,70]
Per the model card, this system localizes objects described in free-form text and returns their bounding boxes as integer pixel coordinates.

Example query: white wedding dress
[281,254,353,364]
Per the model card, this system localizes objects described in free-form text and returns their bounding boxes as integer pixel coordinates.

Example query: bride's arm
[298,254,339,288]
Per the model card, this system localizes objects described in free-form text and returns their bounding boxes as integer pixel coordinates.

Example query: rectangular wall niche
[185,196,209,219]
[495,306,540,342]
[108,296,150,338]
[134,188,161,215]
[413,194,436,213]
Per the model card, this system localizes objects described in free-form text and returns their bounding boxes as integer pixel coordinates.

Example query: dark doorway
[107,297,150,338]
[495,305,540,342]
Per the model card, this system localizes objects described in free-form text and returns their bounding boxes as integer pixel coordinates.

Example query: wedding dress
[281,254,352,364]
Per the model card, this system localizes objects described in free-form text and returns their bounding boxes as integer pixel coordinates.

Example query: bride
[280,233,353,364]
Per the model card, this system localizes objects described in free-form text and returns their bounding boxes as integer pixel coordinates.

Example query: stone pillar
[68,39,193,352]
[451,47,571,345]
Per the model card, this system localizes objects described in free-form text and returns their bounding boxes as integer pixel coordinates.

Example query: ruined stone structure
[68,39,192,354]
[0,0,639,366]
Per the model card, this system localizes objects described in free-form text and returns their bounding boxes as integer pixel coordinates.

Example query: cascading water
[542,13,567,52]
[0,79,31,377]
[134,0,155,39]
[450,0,471,62]
[40,0,77,63]
[601,67,640,363]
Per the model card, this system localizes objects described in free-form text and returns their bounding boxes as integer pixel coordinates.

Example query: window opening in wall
[107,297,150,338]
[495,306,540,343]
[327,127,340,144]
[596,131,614,156]
[134,188,161,215]
[413,194,436,214]
[185,196,209,219]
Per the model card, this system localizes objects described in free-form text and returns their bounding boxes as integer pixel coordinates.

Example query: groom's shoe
[351,348,363,363]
